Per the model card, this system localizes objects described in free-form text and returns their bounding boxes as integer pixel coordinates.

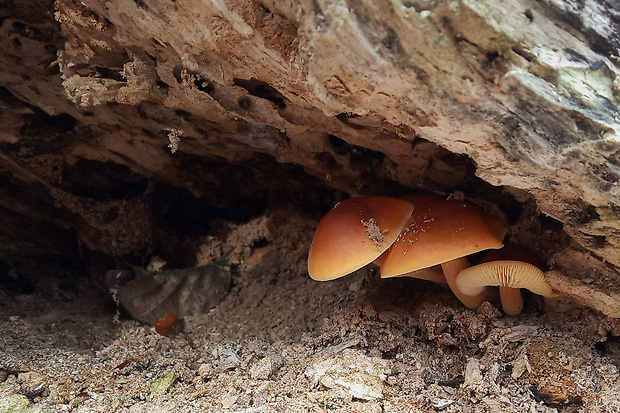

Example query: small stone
[305,349,389,401]
[464,358,483,386]
[221,391,237,409]
[511,354,531,379]
[431,397,454,409]
[197,363,213,379]
[216,343,241,370]
[249,356,279,380]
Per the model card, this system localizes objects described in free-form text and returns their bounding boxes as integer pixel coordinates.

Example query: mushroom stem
[499,286,523,316]
[442,257,490,309]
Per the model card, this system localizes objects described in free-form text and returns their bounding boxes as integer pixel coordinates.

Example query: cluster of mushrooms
[308,194,554,316]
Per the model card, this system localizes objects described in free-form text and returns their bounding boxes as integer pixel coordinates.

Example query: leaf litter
[109,256,232,325]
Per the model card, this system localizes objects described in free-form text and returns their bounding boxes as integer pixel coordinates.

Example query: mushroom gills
[455,260,554,315]
[455,260,553,297]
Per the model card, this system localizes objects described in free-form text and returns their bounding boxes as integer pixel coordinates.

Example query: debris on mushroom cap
[455,260,554,297]
[374,193,442,269]
[308,196,414,281]
[380,199,507,277]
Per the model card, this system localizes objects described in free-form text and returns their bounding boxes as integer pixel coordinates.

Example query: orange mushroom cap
[373,193,442,268]
[308,196,414,281]
[376,193,446,284]
[380,199,507,277]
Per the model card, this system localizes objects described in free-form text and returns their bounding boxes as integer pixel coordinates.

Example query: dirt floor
[1,206,620,413]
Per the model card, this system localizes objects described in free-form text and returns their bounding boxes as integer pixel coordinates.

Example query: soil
[1,205,620,413]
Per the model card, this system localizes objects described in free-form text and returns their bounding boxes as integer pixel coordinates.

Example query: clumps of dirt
[13,154,64,184]
[417,301,502,346]
[599,317,620,338]
[49,187,151,256]
[524,338,597,406]
[2,264,620,412]
[206,204,316,277]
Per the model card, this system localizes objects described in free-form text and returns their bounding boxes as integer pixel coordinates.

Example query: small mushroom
[455,245,554,316]
[380,198,507,308]
[155,313,181,337]
[308,196,414,281]
[455,261,553,316]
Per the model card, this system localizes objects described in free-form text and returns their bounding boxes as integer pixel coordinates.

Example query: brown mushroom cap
[380,199,507,277]
[455,260,554,297]
[374,193,442,269]
[308,196,414,281]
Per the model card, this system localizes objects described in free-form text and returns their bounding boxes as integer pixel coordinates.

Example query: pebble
[249,356,279,380]
[305,349,389,401]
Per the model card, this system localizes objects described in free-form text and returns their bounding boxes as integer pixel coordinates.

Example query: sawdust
[1,206,619,412]
[361,218,387,251]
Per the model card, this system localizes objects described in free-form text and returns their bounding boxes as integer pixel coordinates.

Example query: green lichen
[556,67,617,109]
[149,371,180,400]
[42,337,57,346]
[457,0,521,53]
[527,339,589,369]
[0,394,42,413]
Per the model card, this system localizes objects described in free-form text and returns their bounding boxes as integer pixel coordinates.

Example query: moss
[555,67,617,108]
[149,371,180,400]
[528,340,588,366]
[0,395,42,413]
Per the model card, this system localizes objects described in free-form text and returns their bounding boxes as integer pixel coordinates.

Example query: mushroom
[380,198,507,308]
[455,245,554,316]
[155,312,181,337]
[376,193,447,283]
[373,193,441,262]
[388,265,447,283]
[308,196,414,281]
